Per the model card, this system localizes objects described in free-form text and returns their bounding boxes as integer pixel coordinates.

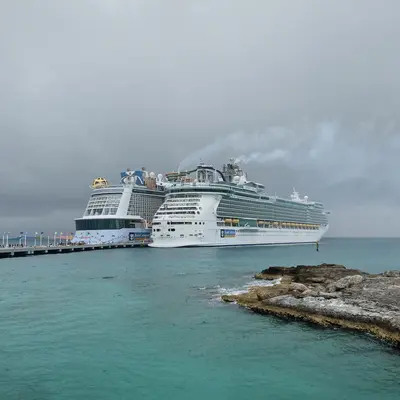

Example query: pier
[0,242,148,259]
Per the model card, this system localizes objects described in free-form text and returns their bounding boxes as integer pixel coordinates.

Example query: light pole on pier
[53,232,57,246]
[6,232,10,248]
[2,232,4,247]
[24,232,27,248]
[40,232,43,247]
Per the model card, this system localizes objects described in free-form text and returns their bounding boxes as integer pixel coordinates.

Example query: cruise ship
[71,168,166,245]
[149,159,330,247]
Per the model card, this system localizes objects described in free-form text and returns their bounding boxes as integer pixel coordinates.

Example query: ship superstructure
[72,168,166,245]
[149,159,329,247]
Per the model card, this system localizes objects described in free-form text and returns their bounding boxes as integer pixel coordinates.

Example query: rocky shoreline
[221,263,400,346]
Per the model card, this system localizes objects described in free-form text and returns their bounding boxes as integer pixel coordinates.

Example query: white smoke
[177,127,292,171]
[176,121,400,188]
[234,149,288,164]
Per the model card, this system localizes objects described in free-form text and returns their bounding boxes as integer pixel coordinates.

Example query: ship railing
[93,185,124,189]
[171,181,225,188]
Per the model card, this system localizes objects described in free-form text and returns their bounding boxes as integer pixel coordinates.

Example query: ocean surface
[1,238,399,399]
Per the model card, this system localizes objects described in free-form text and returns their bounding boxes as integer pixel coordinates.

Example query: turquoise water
[1,238,399,399]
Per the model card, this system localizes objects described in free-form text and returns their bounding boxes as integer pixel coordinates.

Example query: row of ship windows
[218,204,325,216]
[156,211,199,215]
[218,209,312,220]
[165,199,199,203]
[168,190,325,209]
[89,195,121,204]
[158,207,199,211]
[219,201,316,213]
[164,204,199,208]
[217,221,321,229]
[169,194,202,199]
[220,198,322,212]
[90,194,121,200]
[220,197,324,211]
[88,198,120,204]
[153,212,325,224]
[87,201,120,209]
[217,210,326,222]
[85,208,118,216]
[171,188,312,205]
[76,219,141,230]
[218,216,326,225]
[164,202,199,205]
[222,197,295,207]
[217,211,325,223]
[87,206,119,211]
[164,203,199,206]
[218,209,310,218]
[152,221,205,225]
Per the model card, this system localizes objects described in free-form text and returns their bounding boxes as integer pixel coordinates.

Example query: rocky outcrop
[222,264,400,347]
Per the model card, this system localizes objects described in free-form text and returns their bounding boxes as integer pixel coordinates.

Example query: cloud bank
[0,0,399,236]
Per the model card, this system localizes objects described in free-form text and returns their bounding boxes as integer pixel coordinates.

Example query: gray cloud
[0,0,399,236]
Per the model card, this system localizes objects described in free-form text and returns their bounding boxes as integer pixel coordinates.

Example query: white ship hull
[149,226,328,248]
[72,228,151,245]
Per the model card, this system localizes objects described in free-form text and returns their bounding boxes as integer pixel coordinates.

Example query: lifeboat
[224,218,232,224]
[232,218,239,224]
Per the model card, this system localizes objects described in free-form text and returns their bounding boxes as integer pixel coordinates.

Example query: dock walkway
[0,242,148,259]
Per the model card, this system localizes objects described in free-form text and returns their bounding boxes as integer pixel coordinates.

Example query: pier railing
[0,241,150,259]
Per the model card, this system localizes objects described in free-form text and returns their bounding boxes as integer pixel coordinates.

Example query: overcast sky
[1,0,399,237]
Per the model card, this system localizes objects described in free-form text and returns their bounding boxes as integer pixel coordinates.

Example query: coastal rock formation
[222,264,400,346]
